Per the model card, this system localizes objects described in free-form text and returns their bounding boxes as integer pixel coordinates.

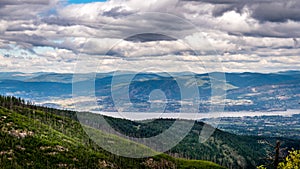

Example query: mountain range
[0,71,299,112]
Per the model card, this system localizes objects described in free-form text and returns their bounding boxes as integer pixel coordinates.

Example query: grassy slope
[0,105,225,169]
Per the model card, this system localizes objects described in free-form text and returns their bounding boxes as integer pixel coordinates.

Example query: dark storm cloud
[41,16,103,29]
[0,0,54,20]
[6,22,38,32]
[251,3,300,22]
[228,29,299,39]
[182,0,272,5]
[293,38,299,48]
[183,0,300,22]
[102,6,135,18]
[0,0,49,6]
[0,33,82,53]
[1,34,50,47]
[41,16,106,30]
[124,33,177,42]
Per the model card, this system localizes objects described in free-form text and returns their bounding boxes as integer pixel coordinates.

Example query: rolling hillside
[1,96,299,168]
[0,95,225,169]
[83,113,300,169]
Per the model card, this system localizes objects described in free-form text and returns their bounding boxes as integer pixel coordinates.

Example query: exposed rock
[98,160,116,168]
[57,163,68,168]
[47,152,58,155]
[16,145,25,151]
[40,146,52,150]
[8,129,34,139]
[55,145,68,152]
[0,149,13,155]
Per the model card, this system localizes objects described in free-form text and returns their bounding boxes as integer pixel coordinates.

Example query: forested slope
[0,95,225,169]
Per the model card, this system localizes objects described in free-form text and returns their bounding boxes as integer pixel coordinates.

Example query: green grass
[177,159,226,169]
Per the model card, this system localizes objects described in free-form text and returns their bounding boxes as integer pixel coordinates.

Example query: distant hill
[0,71,299,112]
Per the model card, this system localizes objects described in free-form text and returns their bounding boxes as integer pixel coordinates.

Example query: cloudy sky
[0,0,300,73]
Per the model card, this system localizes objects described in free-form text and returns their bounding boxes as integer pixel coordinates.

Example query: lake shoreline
[90,109,300,121]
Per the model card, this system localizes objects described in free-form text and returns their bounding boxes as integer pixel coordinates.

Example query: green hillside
[81,110,300,169]
[1,96,299,169]
[0,96,225,169]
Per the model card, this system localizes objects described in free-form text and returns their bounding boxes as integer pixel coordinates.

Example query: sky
[0,0,299,73]
[68,0,106,4]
